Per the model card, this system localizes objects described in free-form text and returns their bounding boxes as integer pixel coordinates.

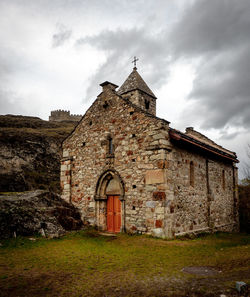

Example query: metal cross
[132,56,139,68]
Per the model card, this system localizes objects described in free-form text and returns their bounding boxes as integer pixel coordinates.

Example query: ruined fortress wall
[49,110,82,122]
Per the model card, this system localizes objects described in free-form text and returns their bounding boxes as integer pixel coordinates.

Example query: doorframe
[95,169,125,232]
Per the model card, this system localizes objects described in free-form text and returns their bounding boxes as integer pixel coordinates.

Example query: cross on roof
[132,56,139,69]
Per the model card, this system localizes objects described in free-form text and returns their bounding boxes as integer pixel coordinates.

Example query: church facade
[60,67,239,238]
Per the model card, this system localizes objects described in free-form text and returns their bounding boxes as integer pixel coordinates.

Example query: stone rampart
[49,110,82,122]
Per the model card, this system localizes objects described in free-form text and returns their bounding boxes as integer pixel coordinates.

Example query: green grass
[0,231,249,296]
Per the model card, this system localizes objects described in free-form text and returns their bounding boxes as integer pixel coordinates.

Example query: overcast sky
[0,0,250,178]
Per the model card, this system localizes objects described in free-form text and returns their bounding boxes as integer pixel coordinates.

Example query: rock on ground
[0,190,83,239]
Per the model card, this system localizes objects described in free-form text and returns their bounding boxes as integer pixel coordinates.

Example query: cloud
[76,28,171,102]
[52,24,72,48]
[170,0,250,130]
[76,0,250,134]
[0,89,27,116]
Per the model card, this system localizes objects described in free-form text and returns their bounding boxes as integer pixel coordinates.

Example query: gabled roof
[117,67,157,99]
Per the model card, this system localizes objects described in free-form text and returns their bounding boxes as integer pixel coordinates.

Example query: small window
[103,101,109,109]
[145,99,150,110]
[222,170,225,190]
[132,134,136,138]
[82,142,86,147]
[108,137,113,154]
[132,185,136,189]
[190,161,194,187]
[89,120,92,126]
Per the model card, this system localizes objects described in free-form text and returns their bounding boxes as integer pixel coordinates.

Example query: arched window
[222,169,225,190]
[190,161,194,187]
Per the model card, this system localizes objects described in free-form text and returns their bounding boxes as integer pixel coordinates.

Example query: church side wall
[168,146,238,236]
[208,160,238,231]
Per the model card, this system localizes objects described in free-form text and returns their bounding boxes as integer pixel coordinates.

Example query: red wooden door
[107,195,121,233]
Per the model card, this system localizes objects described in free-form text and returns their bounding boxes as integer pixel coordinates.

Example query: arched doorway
[95,170,125,233]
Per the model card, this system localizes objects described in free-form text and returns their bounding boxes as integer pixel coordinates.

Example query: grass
[0,230,249,296]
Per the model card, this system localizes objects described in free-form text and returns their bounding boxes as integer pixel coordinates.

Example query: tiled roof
[117,67,157,98]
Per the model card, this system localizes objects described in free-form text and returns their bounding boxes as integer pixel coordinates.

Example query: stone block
[155,219,163,228]
[159,139,169,145]
[155,207,164,214]
[152,133,164,140]
[64,184,70,190]
[236,281,247,293]
[157,160,165,169]
[145,169,165,184]
[152,228,164,238]
[153,191,166,201]
[138,163,154,169]
[61,165,67,171]
[89,202,95,208]
[146,201,156,208]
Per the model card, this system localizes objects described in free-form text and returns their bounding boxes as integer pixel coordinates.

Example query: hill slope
[0,115,76,192]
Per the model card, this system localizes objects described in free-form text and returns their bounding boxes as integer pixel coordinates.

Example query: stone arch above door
[95,169,125,232]
[95,169,125,201]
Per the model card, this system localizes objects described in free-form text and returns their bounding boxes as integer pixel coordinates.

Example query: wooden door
[107,195,121,233]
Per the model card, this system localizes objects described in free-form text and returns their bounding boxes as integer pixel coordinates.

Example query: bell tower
[117,59,157,116]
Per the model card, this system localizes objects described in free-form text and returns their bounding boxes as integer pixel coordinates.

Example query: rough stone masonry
[61,66,239,238]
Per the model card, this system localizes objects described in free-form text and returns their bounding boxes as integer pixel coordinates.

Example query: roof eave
[169,129,239,163]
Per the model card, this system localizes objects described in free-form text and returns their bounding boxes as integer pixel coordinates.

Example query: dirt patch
[182,266,219,276]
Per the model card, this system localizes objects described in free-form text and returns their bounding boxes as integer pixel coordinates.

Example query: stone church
[61,65,239,238]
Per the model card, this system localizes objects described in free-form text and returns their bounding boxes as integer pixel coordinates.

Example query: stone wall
[49,110,82,122]
[61,83,238,238]
[120,90,156,116]
[168,147,238,236]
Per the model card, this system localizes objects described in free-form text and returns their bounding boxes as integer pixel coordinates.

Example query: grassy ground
[0,230,249,297]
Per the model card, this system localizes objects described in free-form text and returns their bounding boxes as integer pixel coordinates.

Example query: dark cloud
[76,28,171,102]
[77,0,250,133]
[52,24,72,48]
[218,131,239,141]
[170,0,250,130]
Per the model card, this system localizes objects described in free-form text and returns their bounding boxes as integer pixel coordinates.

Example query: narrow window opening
[103,101,109,109]
[132,134,136,138]
[132,185,136,189]
[145,99,150,110]
[108,137,113,154]
[130,111,134,115]
[89,120,92,126]
[190,161,194,187]
[82,142,86,147]
[132,158,136,162]
[132,205,136,210]
[222,170,225,190]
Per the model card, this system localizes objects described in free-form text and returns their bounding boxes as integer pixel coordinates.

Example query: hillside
[0,115,76,193]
